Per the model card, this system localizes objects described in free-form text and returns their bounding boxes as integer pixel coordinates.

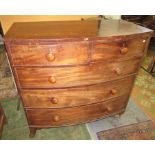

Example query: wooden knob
[120,47,128,54]
[110,89,117,95]
[48,76,56,83]
[107,106,112,112]
[53,115,59,122]
[46,53,55,61]
[142,39,146,43]
[114,68,121,75]
[50,97,58,104]
[84,37,88,41]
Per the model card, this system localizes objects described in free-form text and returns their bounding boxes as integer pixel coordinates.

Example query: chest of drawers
[4,19,153,137]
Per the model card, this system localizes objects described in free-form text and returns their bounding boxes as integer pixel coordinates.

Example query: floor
[131,46,155,124]
[86,99,150,139]
[0,44,17,99]
[0,43,155,140]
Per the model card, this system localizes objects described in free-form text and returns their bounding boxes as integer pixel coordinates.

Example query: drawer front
[92,37,148,62]
[26,95,128,127]
[21,76,135,108]
[15,59,140,88]
[10,41,89,66]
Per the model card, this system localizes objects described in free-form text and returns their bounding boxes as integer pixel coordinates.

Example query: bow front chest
[4,19,153,137]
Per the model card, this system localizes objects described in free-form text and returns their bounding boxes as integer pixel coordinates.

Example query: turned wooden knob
[114,68,121,75]
[48,76,56,83]
[84,37,88,41]
[142,39,146,43]
[50,97,58,104]
[46,53,55,61]
[110,89,117,95]
[53,115,59,122]
[120,47,128,54]
[106,106,113,112]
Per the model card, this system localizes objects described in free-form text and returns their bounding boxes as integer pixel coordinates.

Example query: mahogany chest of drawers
[4,19,153,137]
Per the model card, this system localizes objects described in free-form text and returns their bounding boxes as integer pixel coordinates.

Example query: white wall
[104,15,121,19]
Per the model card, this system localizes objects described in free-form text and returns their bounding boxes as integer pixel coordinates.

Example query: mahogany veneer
[26,95,129,127]
[21,76,135,108]
[15,59,140,88]
[4,19,153,137]
[10,42,90,66]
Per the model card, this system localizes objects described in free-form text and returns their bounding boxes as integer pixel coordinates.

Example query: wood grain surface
[15,58,140,88]
[4,20,153,40]
[26,95,129,127]
[21,75,135,108]
[92,36,148,62]
[10,41,90,66]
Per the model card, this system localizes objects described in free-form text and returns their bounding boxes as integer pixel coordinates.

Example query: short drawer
[26,95,129,127]
[21,76,135,108]
[92,36,148,62]
[10,41,89,66]
[15,58,140,88]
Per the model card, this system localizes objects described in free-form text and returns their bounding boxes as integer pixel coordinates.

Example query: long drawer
[21,76,135,108]
[26,95,129,127]
[15,59,140,88]
[92,36,147,62]
[9,41,90,66]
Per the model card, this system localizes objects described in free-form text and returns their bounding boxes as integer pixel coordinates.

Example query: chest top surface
[4,19,153,40]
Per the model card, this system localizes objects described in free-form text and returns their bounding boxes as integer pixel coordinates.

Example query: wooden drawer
[10,41,89,66]
[92,37,148,62]
[26,95,129,127]
[21,76,135,108]
[15,58,140,88]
